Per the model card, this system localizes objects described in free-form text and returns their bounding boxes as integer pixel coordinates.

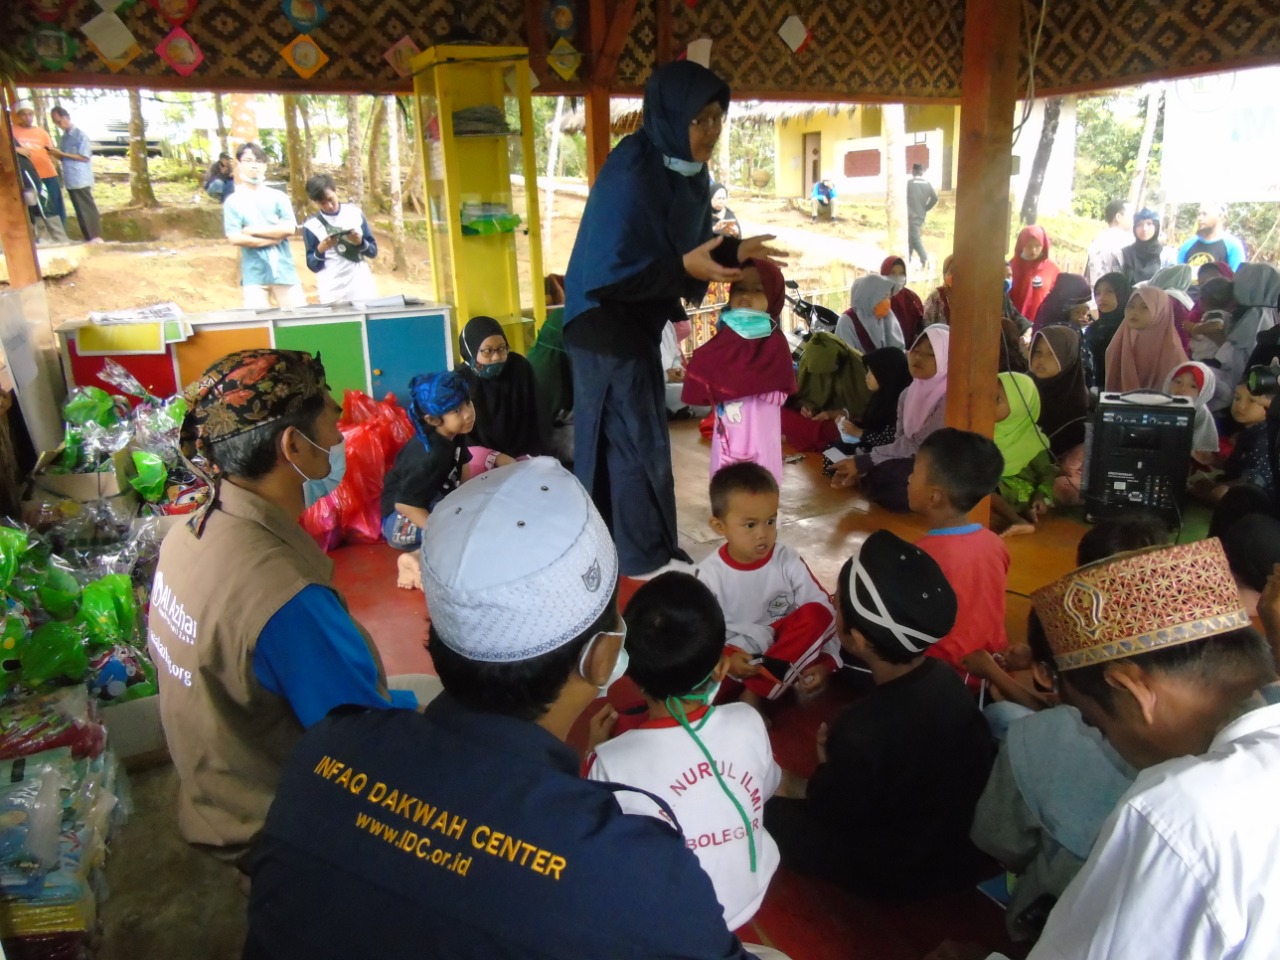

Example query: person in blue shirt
[49,106,102,243]
[1177,203,1247,271]
[245,459,762,960]
[811,175,837,222]
[222,142,306,309]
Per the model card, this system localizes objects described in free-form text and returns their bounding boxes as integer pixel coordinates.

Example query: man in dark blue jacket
[244,459,753,960]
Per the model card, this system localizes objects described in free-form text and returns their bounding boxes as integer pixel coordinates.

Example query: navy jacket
[245,694,749,960]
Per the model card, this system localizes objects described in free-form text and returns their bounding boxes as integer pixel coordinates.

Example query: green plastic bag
[99,574,137,640]
[36,566,81,621]
[128,452,168,502]
[0,527,28,591]
[63,387,119,428]
[21,621,89,685]
[76,581,121,649]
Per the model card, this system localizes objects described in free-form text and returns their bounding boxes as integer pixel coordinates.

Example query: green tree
[1073,93,1162,219]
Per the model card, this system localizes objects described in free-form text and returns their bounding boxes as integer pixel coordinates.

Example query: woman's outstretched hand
[683,236,744,282]
[738,234,789,268]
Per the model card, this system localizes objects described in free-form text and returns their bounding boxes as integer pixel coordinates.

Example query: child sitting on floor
[696,462,839,708]
[911,428,1011,682]
[990,371,1058,536]
[765,530,995,899]
[1193,381,1275,504]
[584,573,780,932]
[1163,361,1221,467]
[683,260,797,483]
[380,371,511,590]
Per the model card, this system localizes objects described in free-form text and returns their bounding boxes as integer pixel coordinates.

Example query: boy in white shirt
[586,572,780,931]
[696,462,839,705]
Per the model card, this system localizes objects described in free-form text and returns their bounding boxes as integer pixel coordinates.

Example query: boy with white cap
[245,458,753,960]
[766,530,995,900]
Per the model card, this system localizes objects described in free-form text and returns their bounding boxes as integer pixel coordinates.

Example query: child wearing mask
[683,260,797,483]
[585,572,780,932]
[696,463,839,708]
[766,530,994,899]
[380,372,511,589]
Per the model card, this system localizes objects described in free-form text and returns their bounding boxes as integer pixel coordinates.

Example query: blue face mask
[1004,277,1013,293]
[299,436,346,506]
[720,308,775,340]
[474,360,506,380]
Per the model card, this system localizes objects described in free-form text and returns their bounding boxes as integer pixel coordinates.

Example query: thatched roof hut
[557,98,645,135]
[556,98,862,136]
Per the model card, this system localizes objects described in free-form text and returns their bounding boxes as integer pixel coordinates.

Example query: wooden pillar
[0,90,41,288]
[946,0,1021,441]
[584,0,637,185]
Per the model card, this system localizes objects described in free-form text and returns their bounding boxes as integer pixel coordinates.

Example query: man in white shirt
[929,538,1280,960]
[1083,198,1130,288]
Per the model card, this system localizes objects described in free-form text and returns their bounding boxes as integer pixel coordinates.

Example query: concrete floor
[98,420,1089,959]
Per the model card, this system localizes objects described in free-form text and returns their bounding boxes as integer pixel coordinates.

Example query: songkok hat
[182,349,328,457]
[12,100,34,113]
[422,458,619,663]
[1032,539,1250,672]
[841,530,957,656]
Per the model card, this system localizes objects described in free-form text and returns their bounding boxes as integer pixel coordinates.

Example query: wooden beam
[583,0,612,185]
[524,0,550,89]
[0,90,41,288]
[592,0,638,88]
[946,0,1021,521]
[656,0,674,66]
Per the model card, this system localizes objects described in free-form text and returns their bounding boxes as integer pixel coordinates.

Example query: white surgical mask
[301,437,346,506]
[290,430,345,490]
[579,621,629,699]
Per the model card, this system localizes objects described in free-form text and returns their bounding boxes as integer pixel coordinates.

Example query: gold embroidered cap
[1032,539,1250,672]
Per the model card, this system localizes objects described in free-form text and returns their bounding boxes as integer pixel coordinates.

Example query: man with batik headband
[149,349,418,872]
[931,539,1280,960]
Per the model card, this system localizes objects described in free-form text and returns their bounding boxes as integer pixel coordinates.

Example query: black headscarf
[1084,272,1132,390]
[1120,208,1164,284]
[1030,325,1090,455]
[457,316,546,457]
[860,347,912,435]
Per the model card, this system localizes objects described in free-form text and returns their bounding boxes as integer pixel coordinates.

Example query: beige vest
[147,481,388,862]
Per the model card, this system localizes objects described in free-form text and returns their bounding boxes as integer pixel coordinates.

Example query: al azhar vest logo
[582,559,602,593]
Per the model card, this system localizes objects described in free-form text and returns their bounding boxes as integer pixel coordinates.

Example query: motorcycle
[783,279,841,361]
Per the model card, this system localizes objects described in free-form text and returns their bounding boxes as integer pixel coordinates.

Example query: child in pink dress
[683,259,797,483]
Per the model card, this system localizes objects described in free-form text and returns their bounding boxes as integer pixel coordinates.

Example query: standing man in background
[1084,198,1129,287]
[906,163,938,272]
[11,99,70,236]
[223,142,306,309]
[50,106,103,244]
[1177,203,1247,270]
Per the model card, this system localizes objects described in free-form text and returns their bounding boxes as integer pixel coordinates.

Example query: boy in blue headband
[380,371,510,590]
[585,571,780,932]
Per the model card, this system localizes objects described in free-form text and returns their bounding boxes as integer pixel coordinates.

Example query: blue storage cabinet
[365,305,454,408]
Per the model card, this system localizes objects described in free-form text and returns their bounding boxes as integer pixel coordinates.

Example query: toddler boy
[696,463,839,704]
[909,428,1011,677]
[586,572,780,931]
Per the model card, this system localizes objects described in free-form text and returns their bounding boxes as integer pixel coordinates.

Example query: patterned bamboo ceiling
[9,0,1280,100]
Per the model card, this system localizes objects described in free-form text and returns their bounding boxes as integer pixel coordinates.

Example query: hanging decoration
[146,0,197,27]
[28,0,73,24]
[282,34,328,79]
[777,15,811,55]
[281,0,328,35]
[686,38,712,68]
[383,36,420,78]
[25,27,77,71]
[546,1,577,39]
[94,0,141,12]
[82,11,142,71]
[547,36,580,81]
[157,26,203,76]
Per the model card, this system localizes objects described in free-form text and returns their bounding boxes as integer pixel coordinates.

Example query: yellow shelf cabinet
[410,44,547,353]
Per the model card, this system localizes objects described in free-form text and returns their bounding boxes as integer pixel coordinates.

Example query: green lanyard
[665,677,758,873]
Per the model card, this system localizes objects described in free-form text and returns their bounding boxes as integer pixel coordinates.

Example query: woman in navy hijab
[563,61,782,575]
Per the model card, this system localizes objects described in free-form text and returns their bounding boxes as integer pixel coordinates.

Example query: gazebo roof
[8,0,1280,99]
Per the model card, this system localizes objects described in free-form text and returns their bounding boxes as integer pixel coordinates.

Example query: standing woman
[1009,226,1060,321]
[456,315,546,459]
[563,61,780,575]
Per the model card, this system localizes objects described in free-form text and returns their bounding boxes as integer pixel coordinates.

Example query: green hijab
[995,372,1049,477]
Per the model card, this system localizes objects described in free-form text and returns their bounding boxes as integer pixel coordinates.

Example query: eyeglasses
[690,113,724,129]
[477,344,509,361]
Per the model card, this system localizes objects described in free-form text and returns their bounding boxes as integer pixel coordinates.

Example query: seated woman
[1029,326,1090,506]
[1104,287,1188,393]
[835,347,911,453]
[923,255,953,327]
[1083,272,1131,392]
[836,274,905,353]
[456,315,547,461]
[1031,273,1091,336]
[709,182,739,237]
[881,255,926,347]
[830,326,949,511]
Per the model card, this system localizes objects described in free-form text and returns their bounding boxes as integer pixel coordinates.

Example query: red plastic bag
[302,391,414,549]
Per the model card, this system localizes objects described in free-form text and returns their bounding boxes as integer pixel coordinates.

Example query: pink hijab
[901,325,950,437]
[1104,287,1189,392]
